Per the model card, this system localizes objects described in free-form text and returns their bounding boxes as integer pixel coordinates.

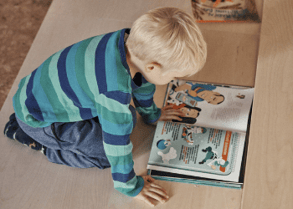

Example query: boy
[4,7,207,207]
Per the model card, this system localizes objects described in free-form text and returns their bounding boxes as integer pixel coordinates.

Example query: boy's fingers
[149,187,168,199]
[136,176,169,206]
[144,191,168,204]
[150,183,167,193]
[141,195,156,207]
[162,105,174,110]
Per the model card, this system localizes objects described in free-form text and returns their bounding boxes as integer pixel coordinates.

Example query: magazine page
[147,121,246,182]
[164,79,254,133]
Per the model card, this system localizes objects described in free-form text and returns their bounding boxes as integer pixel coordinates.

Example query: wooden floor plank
[242,0,293,208]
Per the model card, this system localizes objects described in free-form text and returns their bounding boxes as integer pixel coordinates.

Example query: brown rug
[0,0,52,110]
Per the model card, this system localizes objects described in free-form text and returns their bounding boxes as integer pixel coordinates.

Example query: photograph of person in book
[177,105,202,123]
[175,82,225,105]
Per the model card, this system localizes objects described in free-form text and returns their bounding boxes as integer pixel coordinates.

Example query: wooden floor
[1,0,292,208]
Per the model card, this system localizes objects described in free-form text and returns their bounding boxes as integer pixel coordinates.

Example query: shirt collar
[118,28,148,90]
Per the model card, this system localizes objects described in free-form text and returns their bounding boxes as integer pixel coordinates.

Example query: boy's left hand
[158,105,185,122]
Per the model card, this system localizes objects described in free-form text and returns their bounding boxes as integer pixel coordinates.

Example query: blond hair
[126,7,207,76]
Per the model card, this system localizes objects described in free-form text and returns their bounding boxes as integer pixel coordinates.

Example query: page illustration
[148,122,242,177]
[164,80,254,133]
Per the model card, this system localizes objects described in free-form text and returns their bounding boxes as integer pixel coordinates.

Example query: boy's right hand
[135,176,169,207]
[158,105,185,122]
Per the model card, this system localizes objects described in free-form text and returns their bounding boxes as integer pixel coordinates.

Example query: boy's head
[126,7,207,85]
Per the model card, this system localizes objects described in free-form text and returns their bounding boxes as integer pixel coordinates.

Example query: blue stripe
[112,170,136,183]
[25,69,44,121]
[103,132,131,145]
[118,28,129,70]
[105,31,119,91]
[132,92,154,100]
[134,97,153,107]
[148,117,160,124]
[111,162,134,174]
[100,117,133,135]
[58,45,93,120]
[133,97,153,108]
[33,63,57,122]
[104,91,131,105]
[95,32,114,93]
[66,42,98,117]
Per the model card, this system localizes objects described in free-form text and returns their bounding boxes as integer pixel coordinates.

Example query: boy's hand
[158,105,185,122]
[135,176,169,207]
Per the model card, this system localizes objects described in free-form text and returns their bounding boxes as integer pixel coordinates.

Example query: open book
[147,80,254,189]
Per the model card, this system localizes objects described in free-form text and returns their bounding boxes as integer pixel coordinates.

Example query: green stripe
[106,152,133,165]
[141,82,155,88]
[103,142,133,156]
[97,94,131,114]
[99,106,132,124]
[19,76,32,122]
[114,31,131,92]
[84,97,132,125]
[84,35,104,96]
[40,56,69,122]
[48,50,82,121]
[136,104,155,114]
[117,67,131,93]
[114,176,144,197]
[13,77,29,121]
[114,175,137,189]
[136,104,161,121]
[134,82,155,94]
[75,38,96,103]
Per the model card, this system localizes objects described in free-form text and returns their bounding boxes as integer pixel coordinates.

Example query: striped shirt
[13,28,161,196]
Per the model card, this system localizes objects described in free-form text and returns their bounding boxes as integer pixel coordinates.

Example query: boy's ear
[145,62,162,73]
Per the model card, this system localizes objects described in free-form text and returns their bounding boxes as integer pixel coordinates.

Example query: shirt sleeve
[99,91,144,197]
[132,82,161,124]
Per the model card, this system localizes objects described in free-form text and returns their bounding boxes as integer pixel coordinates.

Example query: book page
[164,80,254,133]
[147,121,246,182]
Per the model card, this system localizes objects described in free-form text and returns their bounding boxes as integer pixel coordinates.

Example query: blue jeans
[16,106,137,169]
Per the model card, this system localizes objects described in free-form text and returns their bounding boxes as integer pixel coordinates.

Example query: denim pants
[16,106,137,169]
